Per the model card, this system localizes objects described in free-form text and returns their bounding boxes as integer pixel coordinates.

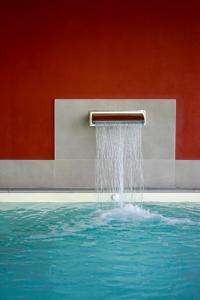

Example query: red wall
[0,0,200,159]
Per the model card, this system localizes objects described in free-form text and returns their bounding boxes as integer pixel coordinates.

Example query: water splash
[94,204,198,226]
[95,123,144,205]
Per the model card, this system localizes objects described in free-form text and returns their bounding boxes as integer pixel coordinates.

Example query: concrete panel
[0,161,15,187]
[0,160,199,189]
[176,160,200,188]
[0,159,175,189]
[55,99,176,160]
[0,161,54,188]
[54,159,176,189]
[144,160,175,188]
[54,159,95,188]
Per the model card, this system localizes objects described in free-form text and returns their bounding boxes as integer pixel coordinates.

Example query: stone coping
[0,192,199,202]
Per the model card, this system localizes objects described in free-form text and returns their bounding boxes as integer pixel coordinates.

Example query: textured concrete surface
[55,99,176,159]
[175,161,200,188]
[0,160,199,189]
[0,161,54,188]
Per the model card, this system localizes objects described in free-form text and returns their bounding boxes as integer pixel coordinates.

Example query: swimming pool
[0,202,200,299]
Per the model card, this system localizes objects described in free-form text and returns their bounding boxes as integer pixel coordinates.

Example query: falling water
[95,123,144,206]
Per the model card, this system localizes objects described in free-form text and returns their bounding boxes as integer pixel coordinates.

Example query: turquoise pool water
[0,202,200,300]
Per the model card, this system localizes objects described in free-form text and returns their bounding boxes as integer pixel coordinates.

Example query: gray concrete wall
[0,160,199,189]
[55,99,176,160]
[0,99,199,190]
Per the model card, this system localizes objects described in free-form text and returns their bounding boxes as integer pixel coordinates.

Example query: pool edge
[0,192,199,202]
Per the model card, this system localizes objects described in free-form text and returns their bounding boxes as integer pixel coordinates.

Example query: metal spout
[89,110,146,126]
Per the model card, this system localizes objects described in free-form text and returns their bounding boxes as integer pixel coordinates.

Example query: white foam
[94,204,197,226]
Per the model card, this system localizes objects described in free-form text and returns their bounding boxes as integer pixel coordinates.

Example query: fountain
[89,111,146,206]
